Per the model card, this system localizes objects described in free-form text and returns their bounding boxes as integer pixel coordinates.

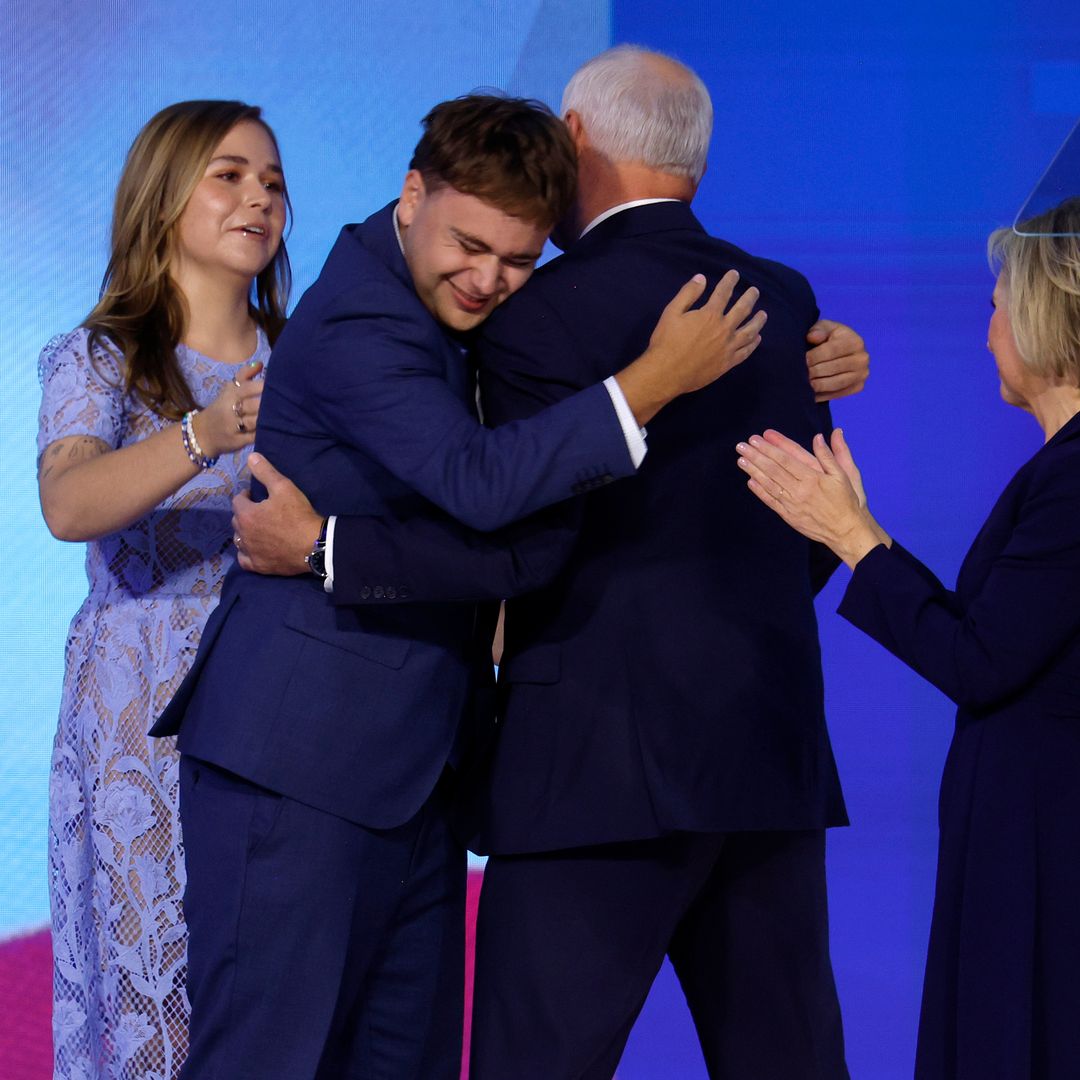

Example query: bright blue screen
[3,2,1078,1077]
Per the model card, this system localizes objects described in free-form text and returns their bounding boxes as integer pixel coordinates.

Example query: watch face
[306,547,327,578]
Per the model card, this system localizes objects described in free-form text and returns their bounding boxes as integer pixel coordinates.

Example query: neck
[1030,382,1080,442]
[573,150,696,236]
[171,270,258,364]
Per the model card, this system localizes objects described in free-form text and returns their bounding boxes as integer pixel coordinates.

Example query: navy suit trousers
[179,757,465,1080]
[470,830,848,1080]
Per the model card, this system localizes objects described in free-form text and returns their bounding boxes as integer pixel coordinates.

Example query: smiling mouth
[238,225,267,236]
[449,282,492,313]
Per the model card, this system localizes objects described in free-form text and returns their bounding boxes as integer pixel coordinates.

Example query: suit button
[360,586,371,599]
[374,585,385,598]
[399,585,410,599]
[386,585,397,599]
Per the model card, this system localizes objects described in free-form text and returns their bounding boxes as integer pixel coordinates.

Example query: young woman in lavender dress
[37,100,290,1080]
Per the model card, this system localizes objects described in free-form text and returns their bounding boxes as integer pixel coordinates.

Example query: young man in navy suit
[237,48,866,1079]
[153,95,767,1080]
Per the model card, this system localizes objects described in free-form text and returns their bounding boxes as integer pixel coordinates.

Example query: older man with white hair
[456,46,854,1078]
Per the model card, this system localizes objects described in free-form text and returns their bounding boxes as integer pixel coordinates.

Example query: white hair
[561,45,712,183]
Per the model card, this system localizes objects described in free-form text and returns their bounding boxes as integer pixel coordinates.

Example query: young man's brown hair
[409,94,577,231]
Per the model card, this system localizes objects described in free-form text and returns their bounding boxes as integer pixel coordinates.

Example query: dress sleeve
[37,329,127,457]
[838,454,1080,710]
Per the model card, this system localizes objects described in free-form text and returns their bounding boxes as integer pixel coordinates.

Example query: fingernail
[692,273,706,284]
[735,442,748,452]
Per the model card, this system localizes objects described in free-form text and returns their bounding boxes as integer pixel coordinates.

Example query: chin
[439,303,492,333]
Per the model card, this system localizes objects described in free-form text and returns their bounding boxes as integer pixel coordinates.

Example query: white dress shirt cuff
[603,376,648,468]
[323,515,337,593]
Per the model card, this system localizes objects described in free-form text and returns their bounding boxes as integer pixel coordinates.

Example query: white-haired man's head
[561,45,712,184]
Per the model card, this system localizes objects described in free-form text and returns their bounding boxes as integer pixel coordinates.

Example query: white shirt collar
[579,198,683,238]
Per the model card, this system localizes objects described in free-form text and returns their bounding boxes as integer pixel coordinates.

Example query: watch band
[305,517,329,579]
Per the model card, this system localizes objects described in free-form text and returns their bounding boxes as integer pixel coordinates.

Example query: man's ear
[397,169,425,227]
[563,110,589,155]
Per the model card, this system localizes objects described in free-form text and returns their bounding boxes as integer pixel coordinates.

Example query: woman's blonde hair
[86,100,292,419]
[988,197,1080,384]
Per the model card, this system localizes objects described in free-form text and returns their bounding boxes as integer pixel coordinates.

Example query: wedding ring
[233,534,243,549]
[232,376,242,389]
[236,418,247,433]
[233,400,243,418]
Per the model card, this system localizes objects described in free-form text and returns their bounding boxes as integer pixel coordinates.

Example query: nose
[470,255,502,297]
[245,178,272,211]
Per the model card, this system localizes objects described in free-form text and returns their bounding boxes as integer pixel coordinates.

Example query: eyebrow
[208,154,283,174]
[450,226,542,262]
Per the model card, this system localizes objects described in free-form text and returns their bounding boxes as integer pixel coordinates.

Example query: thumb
[235,360,265,384]
[830,427,857,472]
[806,319,836,345]
[247,451,282,490]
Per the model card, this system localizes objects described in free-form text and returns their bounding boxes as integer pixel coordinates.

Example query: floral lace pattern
[40,328,267,1080]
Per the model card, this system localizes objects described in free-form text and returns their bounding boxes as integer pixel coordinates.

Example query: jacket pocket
[282,595,410,670]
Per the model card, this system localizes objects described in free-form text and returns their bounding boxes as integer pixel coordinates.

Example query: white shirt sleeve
[603,376,648,468]
[323,515,337,593]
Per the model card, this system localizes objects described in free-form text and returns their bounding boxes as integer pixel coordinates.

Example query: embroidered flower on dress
[52,998,87,1045]
[51,770,85,824]
[133,853,170,905]
[94,782,156,844]
[113,1011,155,1062]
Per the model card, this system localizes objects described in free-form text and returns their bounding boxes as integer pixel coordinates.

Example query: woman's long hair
[85,100,292,419]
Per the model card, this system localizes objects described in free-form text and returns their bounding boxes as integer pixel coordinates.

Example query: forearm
[330,501,580,605]
[38,425,203,541]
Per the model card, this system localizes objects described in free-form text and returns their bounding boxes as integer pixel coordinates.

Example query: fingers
[718,283,760,331]
[701,269,741,313]
[761,428,821,470]
[735,437,803,499]
[741,433,814,481]
[806,322,862,358]
[730,310,767,365]
[663,273,709,317]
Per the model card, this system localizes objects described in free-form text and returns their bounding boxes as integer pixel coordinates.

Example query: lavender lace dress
[39,328,268,1080]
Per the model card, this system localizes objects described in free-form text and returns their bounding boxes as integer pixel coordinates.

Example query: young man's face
[396,171,549,332]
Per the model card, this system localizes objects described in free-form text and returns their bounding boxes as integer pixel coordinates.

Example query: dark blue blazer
[152,203,635,828]
[838,411,1080,1077]
[333,201,848,851]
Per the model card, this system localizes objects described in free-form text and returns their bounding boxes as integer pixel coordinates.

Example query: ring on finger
[233,399,243,419]
[232,376,242,389]
[233,533,243,549]
[236,418,247,433]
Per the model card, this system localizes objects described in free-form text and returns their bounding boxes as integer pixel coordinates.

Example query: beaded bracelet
[181,410,218,469]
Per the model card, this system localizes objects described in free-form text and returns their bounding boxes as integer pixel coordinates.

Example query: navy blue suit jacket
[152,203,635,828]
[332,201,848,851]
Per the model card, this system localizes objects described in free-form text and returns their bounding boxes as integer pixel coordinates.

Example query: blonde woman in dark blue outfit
[737,198,1080,1079]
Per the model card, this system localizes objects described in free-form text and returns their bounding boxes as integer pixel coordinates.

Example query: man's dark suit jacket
[152,203,636,829]
[332,200,848,851]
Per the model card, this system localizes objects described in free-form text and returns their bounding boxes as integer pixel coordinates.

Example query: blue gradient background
[2,2,1078,1076]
